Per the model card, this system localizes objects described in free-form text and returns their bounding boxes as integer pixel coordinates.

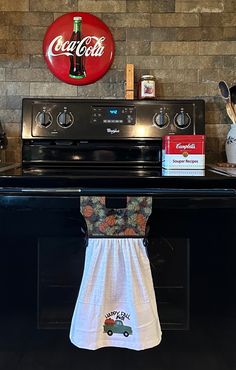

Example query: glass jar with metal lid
[138,75,156,99]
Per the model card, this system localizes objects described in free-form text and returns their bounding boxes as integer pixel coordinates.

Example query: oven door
[0,190,235,369]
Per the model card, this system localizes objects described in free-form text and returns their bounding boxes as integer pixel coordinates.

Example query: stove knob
[153,109,170,128]
[174,110,191,129]
[57,109,74,128]
[36,110,53,128]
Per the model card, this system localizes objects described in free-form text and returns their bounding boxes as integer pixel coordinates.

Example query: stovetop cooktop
[0,164,230,178]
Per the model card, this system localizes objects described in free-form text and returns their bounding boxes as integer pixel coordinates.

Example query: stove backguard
[22,99,205,168]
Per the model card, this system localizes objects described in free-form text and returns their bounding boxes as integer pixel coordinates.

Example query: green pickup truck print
[103,319,133,337]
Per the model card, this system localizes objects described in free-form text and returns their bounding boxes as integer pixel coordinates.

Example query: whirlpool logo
[107,128,120,134]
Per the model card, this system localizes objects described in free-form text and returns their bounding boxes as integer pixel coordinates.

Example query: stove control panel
[22,99,205,140]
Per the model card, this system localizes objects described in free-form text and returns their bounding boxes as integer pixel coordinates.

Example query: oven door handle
[2,187,82,194]
[0,187,236,197]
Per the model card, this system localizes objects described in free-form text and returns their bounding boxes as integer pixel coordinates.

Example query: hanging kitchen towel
[69,237,162,351]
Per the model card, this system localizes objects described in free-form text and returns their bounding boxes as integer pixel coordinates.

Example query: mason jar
[138,75,156,99]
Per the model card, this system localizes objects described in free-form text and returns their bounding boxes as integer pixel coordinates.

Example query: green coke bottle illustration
[69,16,86,79]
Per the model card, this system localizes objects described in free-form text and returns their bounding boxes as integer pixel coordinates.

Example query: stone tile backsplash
[0,0,236,163]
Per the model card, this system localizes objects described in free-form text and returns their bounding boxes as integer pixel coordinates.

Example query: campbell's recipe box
[162,135,205,169]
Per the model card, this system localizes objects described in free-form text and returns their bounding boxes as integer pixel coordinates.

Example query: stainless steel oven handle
[0,187,236,196]
[0,187,82,194]
[21,188,82,193]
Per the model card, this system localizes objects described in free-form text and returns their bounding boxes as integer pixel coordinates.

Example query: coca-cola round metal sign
[43,12,115,85]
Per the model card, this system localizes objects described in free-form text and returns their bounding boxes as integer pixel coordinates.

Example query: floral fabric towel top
[80,196,152,237]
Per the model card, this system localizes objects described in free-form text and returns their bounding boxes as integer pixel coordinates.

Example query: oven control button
[153,109,170,128]
[57,108,74,128]
[174,109,191,129]
[35,109,53,128]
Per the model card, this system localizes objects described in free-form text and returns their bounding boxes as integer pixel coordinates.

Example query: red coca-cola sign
[43,12,115,85]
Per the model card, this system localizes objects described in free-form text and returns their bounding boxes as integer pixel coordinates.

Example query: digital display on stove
[109,109,118,115]
[91,106,136,125]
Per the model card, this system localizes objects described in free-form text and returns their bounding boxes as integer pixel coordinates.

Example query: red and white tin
[162,135,205,169]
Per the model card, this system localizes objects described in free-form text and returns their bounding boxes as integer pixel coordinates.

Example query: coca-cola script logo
[43,12,115,85]
[48,36,105,57]
[176,143,196,150]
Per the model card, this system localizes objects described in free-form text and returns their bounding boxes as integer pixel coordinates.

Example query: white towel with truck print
[69,238,162,350]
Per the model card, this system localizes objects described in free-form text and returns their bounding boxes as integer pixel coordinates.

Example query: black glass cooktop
[0,164,231,177]
[0,164,231,179]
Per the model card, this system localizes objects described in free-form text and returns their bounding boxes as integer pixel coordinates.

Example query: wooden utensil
[229,85,236,117]
[125,64,134,100]
[226,103,236,124]
[219,81,236,123]
[230,85,236,104]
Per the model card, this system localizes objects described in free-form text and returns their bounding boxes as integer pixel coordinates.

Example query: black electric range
[0,100,236,368]
[20,97,205,184]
